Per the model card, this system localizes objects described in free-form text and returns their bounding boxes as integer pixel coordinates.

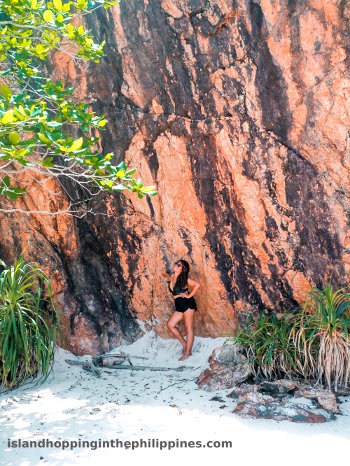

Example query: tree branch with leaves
[0,0,158,214]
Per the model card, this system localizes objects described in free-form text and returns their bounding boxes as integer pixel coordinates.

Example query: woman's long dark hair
[175,259,190,289]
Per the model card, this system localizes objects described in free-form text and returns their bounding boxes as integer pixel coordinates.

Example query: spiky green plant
[0,255,60,389]
[233,311,297,380]
[233,283,350,389]
[291,283,350,389]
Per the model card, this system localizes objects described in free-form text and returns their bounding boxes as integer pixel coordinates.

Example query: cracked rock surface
[198,344,344,423]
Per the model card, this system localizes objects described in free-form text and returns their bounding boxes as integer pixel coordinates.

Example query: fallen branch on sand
[92,354,132,367]
[92,353,150,367]
[102,365,194,372]
[66,358,195,374]
[94,353,148,360]
[65,360,101,377]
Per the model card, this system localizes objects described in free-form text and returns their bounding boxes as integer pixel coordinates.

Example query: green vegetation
[0,0,157,212]
[234,310,298,380]
[292,283,350,389]
[0,255,59,389]
[233,282,350,390]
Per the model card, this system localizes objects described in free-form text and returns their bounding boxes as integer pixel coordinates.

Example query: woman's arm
[185,277,200,298]
[162,270,176,300]
[162,269,173,282]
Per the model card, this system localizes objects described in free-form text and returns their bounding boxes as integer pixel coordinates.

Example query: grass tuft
[0,254,60,390]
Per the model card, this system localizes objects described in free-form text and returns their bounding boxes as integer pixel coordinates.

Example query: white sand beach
[1,331,350,466]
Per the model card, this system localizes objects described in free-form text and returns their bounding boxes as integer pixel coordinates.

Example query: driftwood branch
[92,353,150,367]
[66,356,196,374]
[102,365,194,372]
[93,353,148,360]
[92,354,132,367]
[65,359,101,377]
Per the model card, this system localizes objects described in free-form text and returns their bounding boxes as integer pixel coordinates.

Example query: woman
[163,259,200,361]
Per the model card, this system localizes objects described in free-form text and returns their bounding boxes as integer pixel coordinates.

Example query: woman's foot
[178,352,192,361]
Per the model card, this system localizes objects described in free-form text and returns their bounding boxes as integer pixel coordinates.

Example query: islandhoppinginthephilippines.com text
[7,438,233,451]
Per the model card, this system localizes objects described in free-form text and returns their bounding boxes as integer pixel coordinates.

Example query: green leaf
[147,191,158,196]
[2,110,15,124]
[4,190,21,200]
[125,168,137,176]
[0,85,12,101]
[116,169,125,177]
[43,10,54,22]
[35,44,47,56]
[77,0,88,9]
[68,137,83,152]
[38,133,51,145]
[141,186,157,193]
[8,132,20,144]
[112,184,127,191]
[53,0,63,11]
[42,157,55,167]
[46,121,62,128]
[135,178,143,187]
[97,119,107,127]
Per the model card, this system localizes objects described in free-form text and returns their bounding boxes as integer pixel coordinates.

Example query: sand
[1,330,350,466]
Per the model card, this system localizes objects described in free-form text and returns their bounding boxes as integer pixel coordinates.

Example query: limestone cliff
[0,0,349,354]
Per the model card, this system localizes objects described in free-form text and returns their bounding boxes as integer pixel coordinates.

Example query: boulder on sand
[196,343,252,392]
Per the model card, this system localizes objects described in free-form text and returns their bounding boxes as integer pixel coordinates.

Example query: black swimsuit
[167,280,198,313]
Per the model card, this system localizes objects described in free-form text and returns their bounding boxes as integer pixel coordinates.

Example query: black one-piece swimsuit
[168,280,198,313]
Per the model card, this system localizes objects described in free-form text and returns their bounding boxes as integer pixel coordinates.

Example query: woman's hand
[162,269,172,280]
[187,278,200,297]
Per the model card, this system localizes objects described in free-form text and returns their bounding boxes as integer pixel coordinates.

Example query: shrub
[233,282,350,390]
[291,283,350,390]
[234,311,297,380]
[0,255,60,390]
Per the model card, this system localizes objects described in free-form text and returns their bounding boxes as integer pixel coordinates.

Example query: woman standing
[163,259,200,361]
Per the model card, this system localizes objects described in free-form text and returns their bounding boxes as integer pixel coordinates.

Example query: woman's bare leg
[167,311,186,351]
[179,309,195,361]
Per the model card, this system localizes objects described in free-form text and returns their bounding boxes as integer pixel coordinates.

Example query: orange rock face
[0,0,349,354]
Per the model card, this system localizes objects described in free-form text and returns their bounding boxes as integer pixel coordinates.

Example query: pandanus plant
[291,283,350,390]
[0,255,60,390]
[233,282,350,390]
[234,311,298,380]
